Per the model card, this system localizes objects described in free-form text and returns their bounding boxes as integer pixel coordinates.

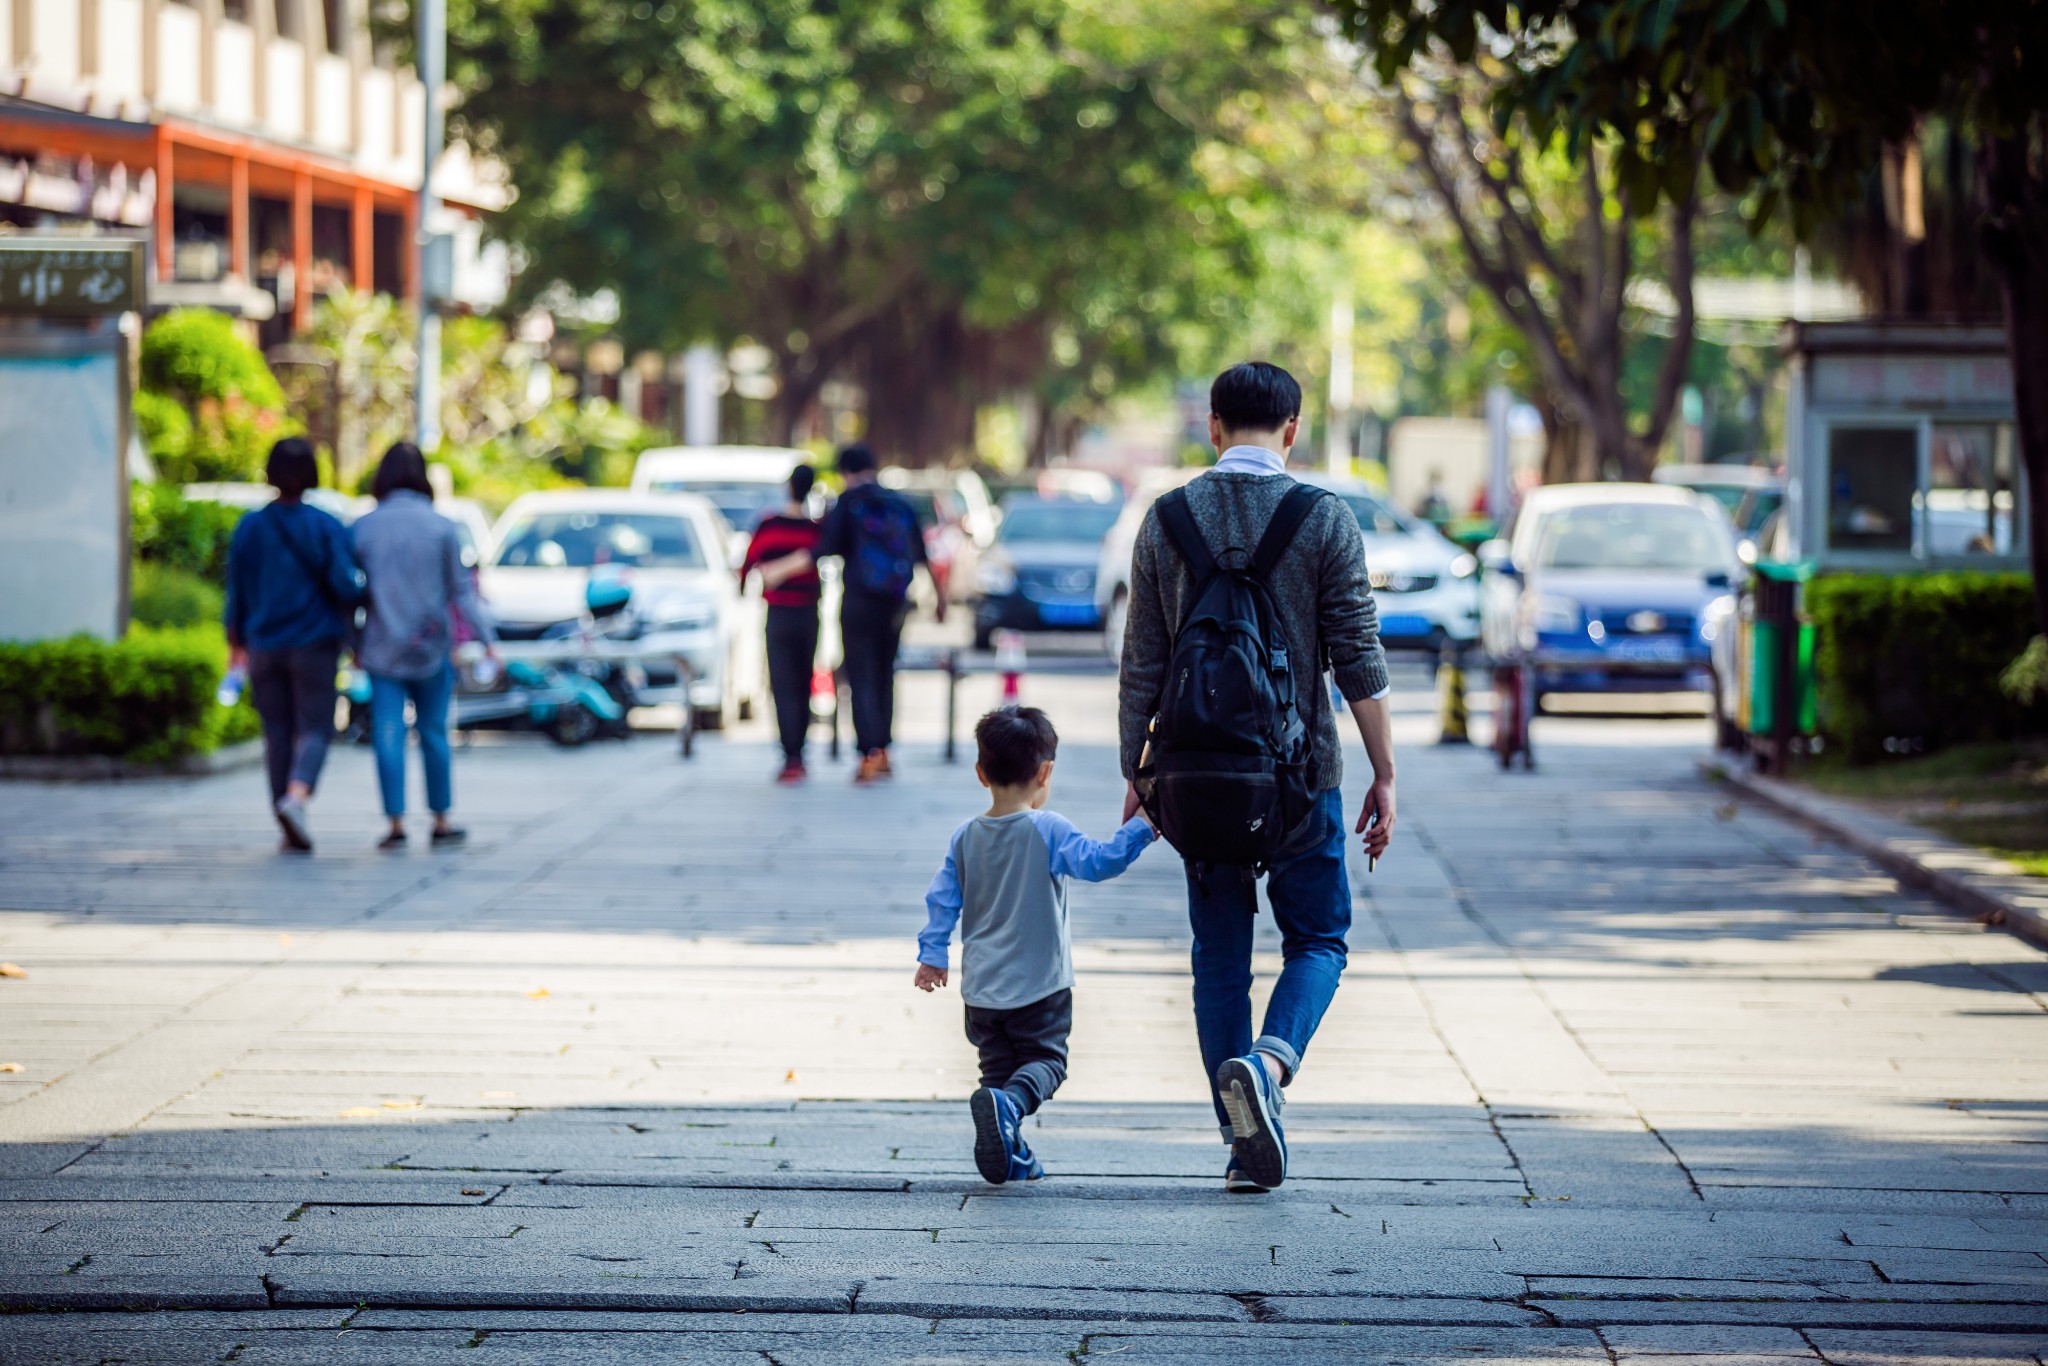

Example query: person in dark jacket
[223,437,362,854]
[813,444,929,784]
[350,442,497,850]
[741,464,823,784]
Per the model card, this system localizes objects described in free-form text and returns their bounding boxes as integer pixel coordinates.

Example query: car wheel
[549,704,598,747]
[1711,674,1744,752]
[1103,588,1128,661]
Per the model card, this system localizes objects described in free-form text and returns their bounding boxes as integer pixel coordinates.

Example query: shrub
[0,626,258,763]
[132,389,193,475]
[139,309,296,483]
[1807,572,2048,763]
[131,483,244,583]
[130,562,225,630]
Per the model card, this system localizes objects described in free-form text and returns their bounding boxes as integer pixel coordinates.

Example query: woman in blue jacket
[223,438,362,854]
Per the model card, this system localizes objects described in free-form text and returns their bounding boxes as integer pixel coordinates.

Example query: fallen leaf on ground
[460,1189,486,1197]
[381,1100,421,1110]
[784,1069,799,1083]
[526,988,550,999]
[0,1063,23,1073]
[338,1106,380,1118]
[0,963,27,979]
[1714,802,1739,821]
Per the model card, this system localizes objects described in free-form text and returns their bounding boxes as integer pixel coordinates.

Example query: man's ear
[1281,415,1300,452]
[974,763,992,790]
[1208,413,1226,453]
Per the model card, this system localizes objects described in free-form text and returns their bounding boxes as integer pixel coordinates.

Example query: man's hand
[1122,779,1143,825]
[913,963,948,992]
[1355,777,1396,861]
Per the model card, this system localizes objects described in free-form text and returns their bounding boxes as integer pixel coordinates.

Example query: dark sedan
[971,498,1122,650]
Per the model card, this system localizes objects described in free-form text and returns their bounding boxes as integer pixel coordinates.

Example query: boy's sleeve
[917,827,966,969]
[1032,811,1156,883]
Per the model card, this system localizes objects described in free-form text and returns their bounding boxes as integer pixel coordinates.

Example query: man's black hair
[788,463,817,501]
[265,437,320,500]
[372,441,434,500]
[1210,360,1302,433]
[836,442,878,476]
[975,705,1059,787]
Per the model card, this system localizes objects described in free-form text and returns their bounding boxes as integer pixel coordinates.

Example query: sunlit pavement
[1,654,2045,1362]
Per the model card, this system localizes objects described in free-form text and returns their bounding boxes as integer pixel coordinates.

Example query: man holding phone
[1116,360,1396,1193]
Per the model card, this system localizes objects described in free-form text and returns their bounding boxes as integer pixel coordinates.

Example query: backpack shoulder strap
[1251,483,1328,582]
[1155,487,1216,579]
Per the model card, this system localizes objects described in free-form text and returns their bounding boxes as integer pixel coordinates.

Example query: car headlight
[976,560,1017,595]
[648,596,718,631]
[1450,553,1478,579]
[1533,594,1582,634]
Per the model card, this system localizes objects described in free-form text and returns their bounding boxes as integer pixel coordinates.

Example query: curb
[1701,754,2048,952]
[0,739,265,783]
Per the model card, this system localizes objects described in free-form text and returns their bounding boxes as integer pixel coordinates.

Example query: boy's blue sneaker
[1216,1055,1286,1189]
[971,1087,1041,1185]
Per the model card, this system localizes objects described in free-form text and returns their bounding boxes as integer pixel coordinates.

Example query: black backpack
[847,487,920,599]
[1136,482,1328,872]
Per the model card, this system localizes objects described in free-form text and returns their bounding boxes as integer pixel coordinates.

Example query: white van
[630,446,813,532]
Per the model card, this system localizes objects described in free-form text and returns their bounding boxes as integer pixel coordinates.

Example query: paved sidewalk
[1,668,2045,1363]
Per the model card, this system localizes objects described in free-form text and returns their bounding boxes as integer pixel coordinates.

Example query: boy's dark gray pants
[964,988,1070,1115]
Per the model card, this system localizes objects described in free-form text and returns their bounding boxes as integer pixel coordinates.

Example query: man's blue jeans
[1186,787,1351,1140]
[369,665,455,819]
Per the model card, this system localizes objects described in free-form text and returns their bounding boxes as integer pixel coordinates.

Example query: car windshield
[997,502,1121,544]
[646,479,784,529]
[493,511,705,569]
[1335,494,1407,536]
[1733,487,1784,533]
[1537,505,1730,573]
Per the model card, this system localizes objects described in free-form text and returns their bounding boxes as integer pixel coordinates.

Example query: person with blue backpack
[814,442,930,784]
[1118,361,1397,1193]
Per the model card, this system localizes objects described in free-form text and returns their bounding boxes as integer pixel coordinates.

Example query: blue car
[972,497,1123,650]
[1482,486,1739,702]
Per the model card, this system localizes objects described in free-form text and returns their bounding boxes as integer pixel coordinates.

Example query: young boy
[914,705,1156,1184]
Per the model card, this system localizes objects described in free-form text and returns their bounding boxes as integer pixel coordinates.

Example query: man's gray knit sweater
[1117,470,1389,792]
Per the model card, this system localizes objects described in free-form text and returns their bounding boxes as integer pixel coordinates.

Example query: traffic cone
[1436,643,1471,745]
[995,630,1027,701]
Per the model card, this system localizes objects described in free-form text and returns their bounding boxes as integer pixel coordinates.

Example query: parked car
[880,466,1001,549]
[972,496,1123,650]
[481,491,762,729]
[182,481,358,523]
[1095,468,1202,659]
[1652,463,1781,523]
[1480,484,1738,705]
[890,483,977,606]
[631,446,813,533]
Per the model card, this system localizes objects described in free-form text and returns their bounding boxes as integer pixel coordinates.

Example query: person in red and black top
[742,464,824,783]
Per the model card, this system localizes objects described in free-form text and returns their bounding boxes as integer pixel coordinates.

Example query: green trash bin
[1746,560,1817,770]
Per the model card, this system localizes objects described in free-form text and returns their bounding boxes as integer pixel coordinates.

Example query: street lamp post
[415,0,445,451]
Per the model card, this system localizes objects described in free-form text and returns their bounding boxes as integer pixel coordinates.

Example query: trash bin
[1745,560,1816,772]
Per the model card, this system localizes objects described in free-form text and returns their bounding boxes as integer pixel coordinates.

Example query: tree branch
[1637,182,1700,455]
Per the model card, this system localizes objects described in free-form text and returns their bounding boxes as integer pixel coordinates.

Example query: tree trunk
[1979,127,2048,636]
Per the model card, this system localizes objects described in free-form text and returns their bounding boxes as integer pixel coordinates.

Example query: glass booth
[1780,321,2021,570]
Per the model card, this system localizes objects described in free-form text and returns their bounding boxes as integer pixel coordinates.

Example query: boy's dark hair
[372,441,434,500]
[265,437,320,499]
[836,442,878,476]
[975,705,1058,787]
[788,463,817,501]
[1210,360,1302,433]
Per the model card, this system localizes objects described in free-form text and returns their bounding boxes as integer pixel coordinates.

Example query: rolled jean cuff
[1252,1035,1300,1084]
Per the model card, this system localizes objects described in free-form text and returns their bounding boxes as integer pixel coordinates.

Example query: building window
[1927,423,2017,557]
[1825,426,1917,554]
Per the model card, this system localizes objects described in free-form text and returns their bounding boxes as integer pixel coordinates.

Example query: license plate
[1609,636,1688,663]
[1038,600,1100,627]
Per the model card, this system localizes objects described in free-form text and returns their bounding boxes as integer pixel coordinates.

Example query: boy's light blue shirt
[919,810,1155,1011]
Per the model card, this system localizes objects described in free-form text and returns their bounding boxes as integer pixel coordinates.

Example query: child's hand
[914,963,948,992]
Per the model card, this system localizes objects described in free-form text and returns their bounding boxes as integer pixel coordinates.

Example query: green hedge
[130,562,225,630]
[132,483,244,583]
[0,627,259,763]
[1808,571,2047,763]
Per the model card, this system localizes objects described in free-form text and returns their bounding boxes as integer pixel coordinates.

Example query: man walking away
[1118,360,1397,1193]
[815,443,928,784]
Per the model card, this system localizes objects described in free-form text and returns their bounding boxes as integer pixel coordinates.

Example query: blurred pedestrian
[350,442,497,850]
[814,443,927,784]
[224,437,362,854]
[742,463,823,784]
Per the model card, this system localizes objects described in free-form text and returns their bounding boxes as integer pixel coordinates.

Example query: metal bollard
[1436,642,1471,745]
[995,629,1027,702]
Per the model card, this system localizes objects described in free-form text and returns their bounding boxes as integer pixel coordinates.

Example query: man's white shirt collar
[1214,444,1288,475]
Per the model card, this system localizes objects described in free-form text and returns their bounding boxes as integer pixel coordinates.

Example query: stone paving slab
[2,667,2047,1358]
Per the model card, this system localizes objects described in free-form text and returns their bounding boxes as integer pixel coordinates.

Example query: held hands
[1356,777,1396,861]
[228,646,249,672]
[913,963,948,992]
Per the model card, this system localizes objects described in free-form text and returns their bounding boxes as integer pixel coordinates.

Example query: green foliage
[1999,636,2048,708]
[0,626,257,763]
[130,483,244,583]
[130,563,225,630]
[1807,572,2047,764]
[139,309,297,483]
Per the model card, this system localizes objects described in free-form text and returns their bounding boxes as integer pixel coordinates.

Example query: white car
[481,491,762,728]
[631,445,814,533]
[1094,468,1480,658]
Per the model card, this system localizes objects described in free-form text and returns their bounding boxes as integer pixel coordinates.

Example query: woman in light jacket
[350,442,496,849]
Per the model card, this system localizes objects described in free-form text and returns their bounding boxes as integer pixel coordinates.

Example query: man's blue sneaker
[970,1087,1041,1185]
[1224,1159,1266,1194]
[1216,1055,1286,1189]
